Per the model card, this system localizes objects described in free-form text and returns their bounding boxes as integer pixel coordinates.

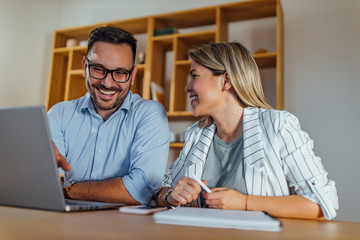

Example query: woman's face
[184,61,224,117]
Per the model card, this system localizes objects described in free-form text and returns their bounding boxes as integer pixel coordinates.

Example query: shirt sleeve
[121,101,170,205]
[47,104,66,157]
[46,104,68,178]
[277,112,339,220]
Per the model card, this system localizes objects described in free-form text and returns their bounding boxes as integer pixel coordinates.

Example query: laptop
[0,105,124,212]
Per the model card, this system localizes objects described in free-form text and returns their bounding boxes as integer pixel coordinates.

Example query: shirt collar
[79,91,133,116]
[120,90,132,112]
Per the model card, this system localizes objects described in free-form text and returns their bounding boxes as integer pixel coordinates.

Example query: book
[151,82,166,109]
[154,27,177,36]
[153,207,282,232]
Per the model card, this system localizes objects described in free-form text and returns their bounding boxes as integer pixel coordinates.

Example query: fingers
[58,155,71,171]
[203,188,246,210]
[168,177,202,206]
[210,187,227,192]
[52,141,71,171]
[202,188,226,200]
[203,191,223,208]
[203,188,231,209]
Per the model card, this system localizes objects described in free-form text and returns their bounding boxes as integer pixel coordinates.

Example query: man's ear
[222,73,232,91]
[130,65,137,86]
[82,56,87,78]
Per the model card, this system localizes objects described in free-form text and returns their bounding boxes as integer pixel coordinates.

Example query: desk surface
[0,206,359,240]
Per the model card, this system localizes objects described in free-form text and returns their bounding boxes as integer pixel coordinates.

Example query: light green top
[201,132,247,194]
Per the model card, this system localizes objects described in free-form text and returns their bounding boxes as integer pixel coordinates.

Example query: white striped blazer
[164,107,338,220]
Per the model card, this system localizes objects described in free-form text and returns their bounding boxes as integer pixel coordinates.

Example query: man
[48,27,170,205]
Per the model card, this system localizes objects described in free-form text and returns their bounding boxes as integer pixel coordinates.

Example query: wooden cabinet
[46,0,283,148]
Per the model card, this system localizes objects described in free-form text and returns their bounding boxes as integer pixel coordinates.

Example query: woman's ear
[222,73,232,91]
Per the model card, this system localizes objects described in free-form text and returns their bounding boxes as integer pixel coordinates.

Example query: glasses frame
[86,58,134,83]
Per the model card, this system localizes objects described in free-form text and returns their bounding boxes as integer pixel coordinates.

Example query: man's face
[82,41,136,120]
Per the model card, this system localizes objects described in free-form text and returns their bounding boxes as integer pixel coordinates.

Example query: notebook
[0,106,124,212]
[153,207,282,232]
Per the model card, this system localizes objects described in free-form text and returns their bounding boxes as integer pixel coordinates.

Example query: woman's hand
[167,177,204,206]
[203,187,246,210]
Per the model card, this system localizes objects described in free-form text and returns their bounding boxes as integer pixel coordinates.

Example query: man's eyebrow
[89,62,129,71]
[88,61,104,68]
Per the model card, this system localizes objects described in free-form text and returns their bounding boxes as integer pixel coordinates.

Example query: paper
[153,207,282,232]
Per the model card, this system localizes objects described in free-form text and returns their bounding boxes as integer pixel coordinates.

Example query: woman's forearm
[156,187,173,207]
[247,194,324,220]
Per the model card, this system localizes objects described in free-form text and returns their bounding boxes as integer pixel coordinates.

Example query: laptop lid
[0,106,123,211]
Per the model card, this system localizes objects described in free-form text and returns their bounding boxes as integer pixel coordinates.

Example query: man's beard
[86,80,129,111]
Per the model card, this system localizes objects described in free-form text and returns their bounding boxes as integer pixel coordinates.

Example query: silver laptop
[0,105,124,212]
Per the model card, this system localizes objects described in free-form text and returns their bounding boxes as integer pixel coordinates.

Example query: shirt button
[91,127,97,133]
[98,148,102,153]
[311,178,317,185]
[94,176,97,179]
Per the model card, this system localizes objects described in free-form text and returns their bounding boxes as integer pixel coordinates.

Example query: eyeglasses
[86,58,134,83]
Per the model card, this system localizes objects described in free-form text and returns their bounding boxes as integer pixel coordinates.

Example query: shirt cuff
[122,173,156,205]
[62,180,77,189]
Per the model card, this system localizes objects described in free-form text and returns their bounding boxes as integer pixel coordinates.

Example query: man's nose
[101,72,115,88]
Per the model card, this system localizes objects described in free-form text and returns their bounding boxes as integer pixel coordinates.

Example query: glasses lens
[89,66,106,79]
[113,70,129,82]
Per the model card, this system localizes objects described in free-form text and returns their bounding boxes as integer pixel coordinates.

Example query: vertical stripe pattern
[163,107,338,219]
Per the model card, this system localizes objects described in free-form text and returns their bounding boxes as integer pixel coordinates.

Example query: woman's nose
[184,80,192,93]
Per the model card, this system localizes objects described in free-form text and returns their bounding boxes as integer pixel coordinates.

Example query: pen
[189,173,212,193]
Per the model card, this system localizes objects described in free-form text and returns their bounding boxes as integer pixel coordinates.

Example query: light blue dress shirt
[47,91,170,205]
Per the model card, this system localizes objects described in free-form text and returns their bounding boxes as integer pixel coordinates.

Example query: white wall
[0,0,359,222]
[283,0,360,222]
[0,0,60,107]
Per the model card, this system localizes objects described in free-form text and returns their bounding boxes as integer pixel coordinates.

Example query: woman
[156,42,338,220]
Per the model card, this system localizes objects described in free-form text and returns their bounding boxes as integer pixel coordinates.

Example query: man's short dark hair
[87,26,137,64]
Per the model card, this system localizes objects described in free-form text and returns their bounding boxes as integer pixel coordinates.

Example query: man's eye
[114,71,126,76]
[93,67,105,73]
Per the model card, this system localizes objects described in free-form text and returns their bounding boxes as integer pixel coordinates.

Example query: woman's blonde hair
[188,42,272,128]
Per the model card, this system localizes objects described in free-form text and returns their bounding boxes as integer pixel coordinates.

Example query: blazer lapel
[186,123,216,179]
[242,107,266,195]
[243,107,264,166]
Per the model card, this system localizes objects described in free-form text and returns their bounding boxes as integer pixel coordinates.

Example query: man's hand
[52,141,71,171]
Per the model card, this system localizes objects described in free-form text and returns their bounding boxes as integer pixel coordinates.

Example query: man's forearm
[66,177,139,204]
